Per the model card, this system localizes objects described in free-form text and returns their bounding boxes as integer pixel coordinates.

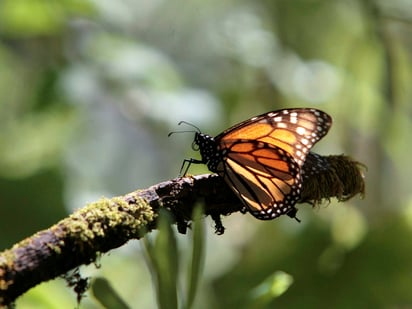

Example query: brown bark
[0,154,365,306]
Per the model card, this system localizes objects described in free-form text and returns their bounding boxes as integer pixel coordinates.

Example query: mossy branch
[0,154,365,306]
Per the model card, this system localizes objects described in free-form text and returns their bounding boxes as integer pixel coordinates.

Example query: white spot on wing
[296,126,306,135]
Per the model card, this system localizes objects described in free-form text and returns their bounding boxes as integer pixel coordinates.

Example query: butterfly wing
[217,108,332,166]
[214,108,332,219]
[215,141,301,219]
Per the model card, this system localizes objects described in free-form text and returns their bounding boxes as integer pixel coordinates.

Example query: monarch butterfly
[173,108,332,220]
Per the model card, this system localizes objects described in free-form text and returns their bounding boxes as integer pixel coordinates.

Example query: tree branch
[0,153,365,306]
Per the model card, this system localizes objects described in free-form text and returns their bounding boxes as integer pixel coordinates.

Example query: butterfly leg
[210,212,225,235]
[179,158,204,176]
[286,207,301,222]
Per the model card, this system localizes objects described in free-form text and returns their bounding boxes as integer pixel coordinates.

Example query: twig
[0,153,365,306]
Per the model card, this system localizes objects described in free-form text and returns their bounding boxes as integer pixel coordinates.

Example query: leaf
[185,204,205,309]
[248,271,294,308]
[145,209,179,309]
[91,277,130,309]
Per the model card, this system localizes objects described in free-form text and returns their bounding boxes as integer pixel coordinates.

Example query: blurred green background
[1,0,411,308]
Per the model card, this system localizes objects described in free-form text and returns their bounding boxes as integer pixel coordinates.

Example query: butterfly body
[183,108,332,220]
[194,133,223,172]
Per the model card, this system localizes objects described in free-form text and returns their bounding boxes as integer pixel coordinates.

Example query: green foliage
[249,271,294,309]
[2,0,412,307]
[0,0,94,36]
[91,277,130,309]
[144,209,179,309]
[143,206,206,309]
[185,205,205,309]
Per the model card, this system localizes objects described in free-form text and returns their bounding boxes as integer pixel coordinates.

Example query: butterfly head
[169,121,222,172]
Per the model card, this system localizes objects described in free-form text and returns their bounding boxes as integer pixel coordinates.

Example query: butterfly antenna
[177,121,201,132]
[168,130,196,137]
[168,121,201,137]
